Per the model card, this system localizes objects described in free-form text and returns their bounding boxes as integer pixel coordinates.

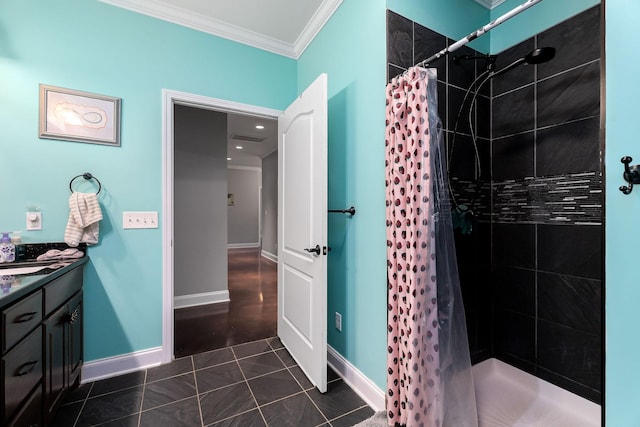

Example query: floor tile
[78,386,144,425]
[248,369,303,405]
[143,372,197,410]
[267,337,284,350]
[193,347,235,370]
[195,360,245,393]
[95,414,140,426]
[90,371,146,397]
[232,339,273,359]
[307,380,367,421]
[63,382,92,404]
[199,382,257,425]
[237,351,285,379]
[289,366,314,390]
[275,348,297,367]
[329,406,376,427]
[209,409,266,426]
[140,396,202,427]
[260,392,327,427]
[51,401,83,427]
[146,356,193,383]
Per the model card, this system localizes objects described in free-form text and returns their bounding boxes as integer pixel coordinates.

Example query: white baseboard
[261,250,277,263]
[327,345,385,412]
[82,346,164,383]
[174,290,230,309]
[227,242,260,249]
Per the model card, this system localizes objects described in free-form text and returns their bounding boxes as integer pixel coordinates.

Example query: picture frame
[39,84,121,146]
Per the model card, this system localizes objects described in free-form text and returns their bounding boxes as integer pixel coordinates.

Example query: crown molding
[294,0,343,58]
[99,0,342,59]
[473,0,507,9]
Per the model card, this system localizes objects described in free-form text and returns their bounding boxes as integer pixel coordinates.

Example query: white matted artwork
[39,84,121,146]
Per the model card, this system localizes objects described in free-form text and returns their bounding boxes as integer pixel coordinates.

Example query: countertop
[0,256,89,309]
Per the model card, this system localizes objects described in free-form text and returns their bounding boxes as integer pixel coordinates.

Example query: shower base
[472,358,601,427]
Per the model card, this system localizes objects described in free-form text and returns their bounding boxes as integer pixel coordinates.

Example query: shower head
[491,46,556,78]
[524,47,556,65]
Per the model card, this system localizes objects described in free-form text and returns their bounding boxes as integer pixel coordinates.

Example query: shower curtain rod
[415,0,544,68]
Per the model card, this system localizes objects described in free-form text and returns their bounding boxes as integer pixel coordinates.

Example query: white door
[278,73,328,393]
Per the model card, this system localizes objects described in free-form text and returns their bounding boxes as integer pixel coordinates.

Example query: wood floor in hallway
[174,248,277,358]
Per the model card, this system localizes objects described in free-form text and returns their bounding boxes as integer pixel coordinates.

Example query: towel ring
[69,172,102,194]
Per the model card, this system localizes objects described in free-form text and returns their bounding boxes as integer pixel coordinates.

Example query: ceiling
[226,113,277,168]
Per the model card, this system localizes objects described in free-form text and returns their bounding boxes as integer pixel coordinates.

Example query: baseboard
[327,345,385,412]
[261,250,277,263]
[82,346,164,383]
[227,242,260,249]
[174,290,230,309]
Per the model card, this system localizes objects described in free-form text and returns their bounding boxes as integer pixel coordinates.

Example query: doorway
[161,89,282,364]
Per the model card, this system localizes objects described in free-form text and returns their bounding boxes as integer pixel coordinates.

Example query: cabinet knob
[68,308,80,325]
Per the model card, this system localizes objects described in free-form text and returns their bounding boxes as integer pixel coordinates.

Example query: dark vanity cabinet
[1,260,85,426]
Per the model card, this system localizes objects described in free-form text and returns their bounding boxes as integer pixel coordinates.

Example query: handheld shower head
[524,47,556,65]
[490,46,556,78]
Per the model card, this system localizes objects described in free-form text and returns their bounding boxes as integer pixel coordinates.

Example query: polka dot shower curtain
[385,67,478,427]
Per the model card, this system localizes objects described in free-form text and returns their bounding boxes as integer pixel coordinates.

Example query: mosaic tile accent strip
[450,172,602,225]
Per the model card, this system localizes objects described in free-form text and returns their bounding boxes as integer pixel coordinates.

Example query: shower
[448,47,556,230]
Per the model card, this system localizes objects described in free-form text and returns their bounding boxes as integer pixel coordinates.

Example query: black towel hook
[69,172,102,194]
[328,206,356,216]
[620,157,640,195]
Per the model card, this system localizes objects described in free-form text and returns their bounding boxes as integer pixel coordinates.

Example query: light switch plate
[123,211,158,229]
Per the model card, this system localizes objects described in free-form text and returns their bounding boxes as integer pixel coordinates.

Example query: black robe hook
[620,156,640,195]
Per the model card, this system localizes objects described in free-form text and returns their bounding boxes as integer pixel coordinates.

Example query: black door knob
[304,245,321,256]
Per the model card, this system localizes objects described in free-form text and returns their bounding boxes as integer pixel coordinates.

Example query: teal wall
[489,0,600,53]
[0,0,296,361]
[606,1,639,425]
[297,0,387,388]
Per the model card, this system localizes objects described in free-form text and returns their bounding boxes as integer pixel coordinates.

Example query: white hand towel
[64,192,103,247]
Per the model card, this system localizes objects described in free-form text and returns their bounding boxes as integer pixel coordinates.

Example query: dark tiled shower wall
[490,5,602,404]
[387,10,493,364]
[386,4,603,404]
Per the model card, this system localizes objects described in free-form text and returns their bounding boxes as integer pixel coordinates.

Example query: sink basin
[0,265,50,276]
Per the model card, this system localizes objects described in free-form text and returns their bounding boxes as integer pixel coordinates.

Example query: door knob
[304,245,321,256]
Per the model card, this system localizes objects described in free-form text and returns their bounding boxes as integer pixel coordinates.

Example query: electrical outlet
[26,212,42,231]
[123,211,158,229]
[335,312,342,331]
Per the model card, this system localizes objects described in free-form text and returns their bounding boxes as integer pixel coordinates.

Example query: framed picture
[228,193,235,206]
[39,84,121,146]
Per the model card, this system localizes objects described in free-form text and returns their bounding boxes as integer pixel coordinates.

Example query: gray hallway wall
[174,105,228,304]
[227,167,262,246]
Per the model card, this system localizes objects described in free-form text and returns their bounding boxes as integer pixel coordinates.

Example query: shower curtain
[385,67,477,427]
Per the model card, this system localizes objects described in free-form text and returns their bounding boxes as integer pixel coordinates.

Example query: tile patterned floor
[52,337,374,427]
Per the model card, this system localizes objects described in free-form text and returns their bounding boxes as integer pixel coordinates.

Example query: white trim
[82,347,163,383]
[227,242,260,249]
[327,345,385,412]
[173,290,230,309]
[228,165,262,172]
[473,0,508,9]
[293,0,343,57]
[163,89,282,366]
[261,250,278,263]
[98,0,342,59]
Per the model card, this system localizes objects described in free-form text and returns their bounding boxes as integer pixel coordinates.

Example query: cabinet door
[67,292,82,387]
[44,303,67,422]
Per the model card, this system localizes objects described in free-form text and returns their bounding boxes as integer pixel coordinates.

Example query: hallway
[175,248,277,357]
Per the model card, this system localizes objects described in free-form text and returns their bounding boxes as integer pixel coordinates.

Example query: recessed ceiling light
[235,145,243,150]
[227,157,231,161]
[255,125,264,130]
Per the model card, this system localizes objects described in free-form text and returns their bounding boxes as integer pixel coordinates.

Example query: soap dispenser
[0,232,15,263]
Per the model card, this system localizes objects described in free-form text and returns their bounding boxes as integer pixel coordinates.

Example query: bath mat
[352,411,387,427]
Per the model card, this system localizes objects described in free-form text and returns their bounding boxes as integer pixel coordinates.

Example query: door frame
[161,89,281,363]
